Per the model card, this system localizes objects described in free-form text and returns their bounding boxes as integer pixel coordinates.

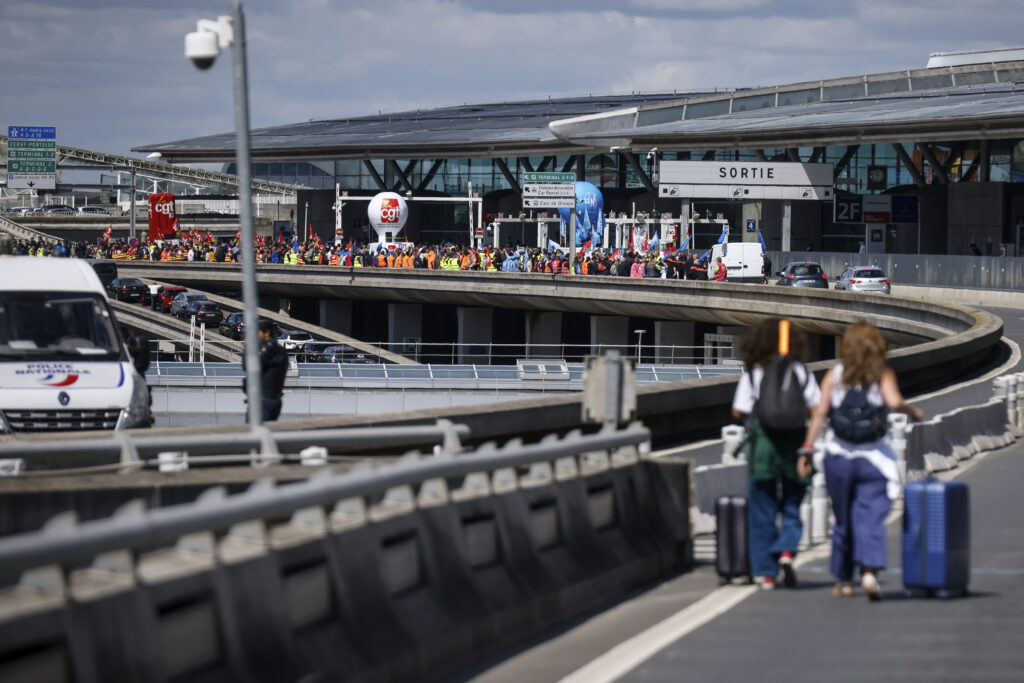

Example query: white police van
[0,257,151,434]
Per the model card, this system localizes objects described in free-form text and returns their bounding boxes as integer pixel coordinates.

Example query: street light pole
[229,1,262,429]
[304,201,309,243]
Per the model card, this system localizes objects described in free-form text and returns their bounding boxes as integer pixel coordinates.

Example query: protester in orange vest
[329,251,340,266]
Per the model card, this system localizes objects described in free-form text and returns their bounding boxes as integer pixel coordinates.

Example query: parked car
[835,266,891,295]
[43,206,77,217]
[106,277,148,303]
[775,262,829,289]
[219,312,281,341]
[169,291,209,317]
[299,341,372,363]
[178,300,223,326]
[77,206,115,217]
[278,330,313,352]
[88,261,118,288]
[154,285,188,312]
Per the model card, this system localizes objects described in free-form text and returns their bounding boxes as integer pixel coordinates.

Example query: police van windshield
[0,292,122,361]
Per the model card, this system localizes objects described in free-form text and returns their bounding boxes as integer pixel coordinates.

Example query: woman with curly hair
[803,321,924,601]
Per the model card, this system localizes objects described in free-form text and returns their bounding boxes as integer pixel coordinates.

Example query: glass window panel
[955,70,995,86]
[866,78,910,96]
[731,93,775,112]
[268,163,283,176]
[911,74,953,91]
[823,83,866,100]
[389,366,432,379]
[283,163,297,176]
[341,366,386,378]
[777,89,821,107]
[636,106,684,126]
[684,99,731,119]
[996,69,1024,84]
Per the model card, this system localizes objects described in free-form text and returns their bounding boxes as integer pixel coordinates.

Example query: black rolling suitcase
[715,495,752,584]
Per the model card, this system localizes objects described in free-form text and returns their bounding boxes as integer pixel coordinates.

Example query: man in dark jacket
[243,319,288,422]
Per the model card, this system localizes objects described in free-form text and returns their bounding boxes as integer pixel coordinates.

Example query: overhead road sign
[522,183,575,197]
[523,172,575,183]
[523,197,575,209]
[658,161,833,200]
[833,194,919,224]
[8,125,56,189]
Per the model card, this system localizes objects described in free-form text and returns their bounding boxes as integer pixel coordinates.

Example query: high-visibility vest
[387,253,396,268]
[427,251,436,269]
[713,262,727,281]
[329,254,340,266]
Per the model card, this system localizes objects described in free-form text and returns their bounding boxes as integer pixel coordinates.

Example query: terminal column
[653,321,695,363]
[590,315,628,358]
[525,312,562,358]
[318,299,353,335]
[457,307,493,364]
[388,303,423,358]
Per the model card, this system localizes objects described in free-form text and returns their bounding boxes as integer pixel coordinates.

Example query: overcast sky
[1,0,1021,158]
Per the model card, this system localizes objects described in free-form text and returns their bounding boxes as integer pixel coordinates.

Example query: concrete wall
[0,455,693,682]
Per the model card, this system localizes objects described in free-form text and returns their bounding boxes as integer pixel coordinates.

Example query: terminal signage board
[833,194,919,224]
[523,172,574,184]
[522,183,574,197]
[7,126,56,189]
[658,160,833,200]
[523,197,575,209]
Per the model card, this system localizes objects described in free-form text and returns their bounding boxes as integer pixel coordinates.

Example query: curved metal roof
[134,61,1024,163]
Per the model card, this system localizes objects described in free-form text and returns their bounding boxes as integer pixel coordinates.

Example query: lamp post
[304,201,309,243]
[634,329,646,365]
[185,2,262,428]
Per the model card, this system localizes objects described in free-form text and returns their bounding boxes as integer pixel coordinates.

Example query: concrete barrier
[0,425,694,682]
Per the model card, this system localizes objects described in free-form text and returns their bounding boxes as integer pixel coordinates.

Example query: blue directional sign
[745,219,756,232]
[8,126,56,139]
[890,195,920,224]
[833,194,863,224]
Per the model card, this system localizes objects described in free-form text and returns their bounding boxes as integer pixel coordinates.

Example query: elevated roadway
[109,299,241,363]
[132,277,415,365]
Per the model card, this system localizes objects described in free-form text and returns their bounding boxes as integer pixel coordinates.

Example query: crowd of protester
[7,233,721,280]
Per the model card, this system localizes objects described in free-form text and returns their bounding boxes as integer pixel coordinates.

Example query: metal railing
[0,422,650,582]
[0,420,470,473]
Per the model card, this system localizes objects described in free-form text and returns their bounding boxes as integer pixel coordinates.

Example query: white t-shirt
[731,361,821,416]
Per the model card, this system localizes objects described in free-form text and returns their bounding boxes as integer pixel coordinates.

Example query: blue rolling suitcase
[902,480,970,597]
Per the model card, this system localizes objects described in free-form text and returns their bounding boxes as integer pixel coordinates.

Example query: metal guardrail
[0,214,61,244]
[0,422,650,582]
[0,421,470,472]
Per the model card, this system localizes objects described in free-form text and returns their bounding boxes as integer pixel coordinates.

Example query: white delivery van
[0,257,151,433]
[710,241,765,284]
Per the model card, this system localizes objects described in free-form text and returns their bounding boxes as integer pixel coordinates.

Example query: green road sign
[7,139,56,150]
[523,172,575,183]
[9,160,56,173]
[8,149,55,160]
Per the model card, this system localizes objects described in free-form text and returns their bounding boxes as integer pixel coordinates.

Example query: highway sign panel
[833,194,919,225]
[522,183,575,197]
[523,197,575,209]
[8,125,56,189]
[523,172,575,183]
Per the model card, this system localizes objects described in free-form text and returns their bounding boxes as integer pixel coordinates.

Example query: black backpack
[755,356,809,432]
[830,387,889,443]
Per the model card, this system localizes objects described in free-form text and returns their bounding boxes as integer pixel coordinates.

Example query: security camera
[185,16,233,70]
[185,30,219,69]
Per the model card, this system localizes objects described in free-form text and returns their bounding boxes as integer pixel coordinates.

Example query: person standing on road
[802,321,924,601]
[242,319,288,422]
[712,256,728,281]
[732,318,820,590]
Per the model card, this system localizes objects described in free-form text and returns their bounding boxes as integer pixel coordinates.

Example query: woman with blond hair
[803,321,924,601]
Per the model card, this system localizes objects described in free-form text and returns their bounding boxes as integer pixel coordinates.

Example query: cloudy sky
[1,0,1021,157]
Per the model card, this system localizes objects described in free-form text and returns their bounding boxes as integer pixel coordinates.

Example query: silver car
[835,266,891,294]
[169,291,210,317]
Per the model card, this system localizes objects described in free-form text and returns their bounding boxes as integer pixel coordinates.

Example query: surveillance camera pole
[229,0,263,429]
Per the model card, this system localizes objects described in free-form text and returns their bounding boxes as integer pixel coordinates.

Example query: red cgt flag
[148,193,178,241]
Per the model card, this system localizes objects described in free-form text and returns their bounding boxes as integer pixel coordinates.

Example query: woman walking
[803,321,923,601]
[732,318,820,590]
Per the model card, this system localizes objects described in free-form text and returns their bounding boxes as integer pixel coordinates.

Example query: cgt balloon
[367,192,409,242]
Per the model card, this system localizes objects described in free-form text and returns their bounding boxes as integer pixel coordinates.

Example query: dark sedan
[219,312,281,340]
[178,300,223,326]
[106,277,148,303]
[775,262,829,289]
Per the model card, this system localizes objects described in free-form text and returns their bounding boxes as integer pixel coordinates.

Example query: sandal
[862,573,882,602]
[832,582,855,597]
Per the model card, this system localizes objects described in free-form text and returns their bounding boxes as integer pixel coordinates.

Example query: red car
[154,285,188,312]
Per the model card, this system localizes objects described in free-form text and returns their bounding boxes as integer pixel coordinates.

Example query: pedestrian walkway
[612,441,1024,682]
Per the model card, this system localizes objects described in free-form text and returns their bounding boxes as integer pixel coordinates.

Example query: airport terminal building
[136,48,1024,256]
